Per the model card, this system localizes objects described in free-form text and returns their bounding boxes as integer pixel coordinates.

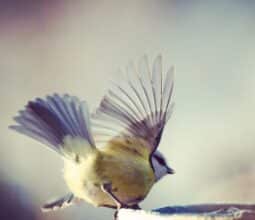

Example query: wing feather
[92,55,174,153]
[10,94,95,156]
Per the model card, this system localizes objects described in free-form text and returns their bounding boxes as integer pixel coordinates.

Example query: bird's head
[151,150,175,181]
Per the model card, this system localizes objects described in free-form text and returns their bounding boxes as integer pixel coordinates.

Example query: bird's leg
[101,183,131,220]
[101,182,127,210]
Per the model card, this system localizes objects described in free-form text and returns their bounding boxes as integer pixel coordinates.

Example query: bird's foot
[129,204,141,210]
[113,204,141,220]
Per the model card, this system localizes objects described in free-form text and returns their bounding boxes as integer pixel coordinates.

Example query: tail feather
[42,193,78,212]
[10,94,95,154]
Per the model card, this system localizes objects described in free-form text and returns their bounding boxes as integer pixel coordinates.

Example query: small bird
[10,55,175,215]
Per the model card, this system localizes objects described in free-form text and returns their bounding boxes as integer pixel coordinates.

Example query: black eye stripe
[154,154,166,166]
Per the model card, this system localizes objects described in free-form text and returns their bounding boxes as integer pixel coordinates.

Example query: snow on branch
[118,204,255,220]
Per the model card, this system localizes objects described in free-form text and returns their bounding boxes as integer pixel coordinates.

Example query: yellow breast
[63,138,155,207]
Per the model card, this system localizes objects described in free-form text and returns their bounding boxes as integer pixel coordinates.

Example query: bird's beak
[166,166,175,174]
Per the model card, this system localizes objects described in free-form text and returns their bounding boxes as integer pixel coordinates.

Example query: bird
[9,55,175,216]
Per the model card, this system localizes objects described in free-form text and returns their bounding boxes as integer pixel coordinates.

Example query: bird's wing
[92,55,174,153]
[10,94,96,160]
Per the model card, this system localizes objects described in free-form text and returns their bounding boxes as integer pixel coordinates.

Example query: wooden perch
[118,204,255,220]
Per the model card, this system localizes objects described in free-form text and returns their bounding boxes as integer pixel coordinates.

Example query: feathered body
[10,55,175,212]
[64,137,155,207]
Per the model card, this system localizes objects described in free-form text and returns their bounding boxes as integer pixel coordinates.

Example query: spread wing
[10,94,96,160]
[92,55,174,153]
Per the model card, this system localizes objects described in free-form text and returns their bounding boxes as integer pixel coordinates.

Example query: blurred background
[0,0,254,219]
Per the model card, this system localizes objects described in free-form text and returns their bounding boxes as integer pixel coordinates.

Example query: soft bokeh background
[0,1,254,219]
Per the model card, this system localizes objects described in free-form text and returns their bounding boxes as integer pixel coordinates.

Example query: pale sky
[0,1,254,220]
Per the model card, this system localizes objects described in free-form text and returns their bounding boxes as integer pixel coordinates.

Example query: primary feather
[92,55,174,153]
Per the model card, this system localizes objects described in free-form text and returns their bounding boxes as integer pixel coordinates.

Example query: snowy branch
[118,204,255,220]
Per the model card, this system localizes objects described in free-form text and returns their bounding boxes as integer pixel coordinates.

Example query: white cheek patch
[151,157,168,181]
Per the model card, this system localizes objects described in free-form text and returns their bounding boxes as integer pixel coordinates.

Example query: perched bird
[10,55,175,214]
